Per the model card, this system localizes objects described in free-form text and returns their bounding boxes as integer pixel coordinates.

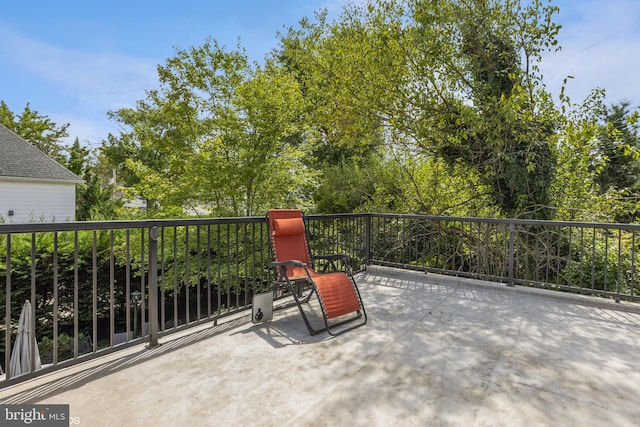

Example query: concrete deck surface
[2,265,640,427]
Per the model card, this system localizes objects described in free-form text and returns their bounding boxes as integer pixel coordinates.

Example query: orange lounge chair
[267,209,367,335]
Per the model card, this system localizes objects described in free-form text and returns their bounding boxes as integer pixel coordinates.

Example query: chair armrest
[312,254,353,274]
[270,260,311,283]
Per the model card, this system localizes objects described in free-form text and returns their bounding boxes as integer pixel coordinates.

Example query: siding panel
[0,181,76,223]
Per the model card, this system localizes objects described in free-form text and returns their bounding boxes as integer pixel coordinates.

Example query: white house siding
[0,180,76,223]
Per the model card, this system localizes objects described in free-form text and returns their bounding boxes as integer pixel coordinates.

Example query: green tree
[595,101,640,194]
[75,170,122,221]
[0,100,70,162]
[402,0,560,219]
[65,137,90,176]
[276,6,398,163]
[550,89,621,222]
[277,3,425,213]
[592,101,640,222]
[104,39,316,217]
[314,145,497,216]
[277,0,561,218]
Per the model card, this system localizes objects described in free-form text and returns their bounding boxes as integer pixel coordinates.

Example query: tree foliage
[0,101,70,163]
[6,0,634,223]
[597,102,640,192]
[103,40,317,217]
[275,0,562,219]
[551,90,614,221]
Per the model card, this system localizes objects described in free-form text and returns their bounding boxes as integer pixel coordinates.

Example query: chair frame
[267,210,367,336]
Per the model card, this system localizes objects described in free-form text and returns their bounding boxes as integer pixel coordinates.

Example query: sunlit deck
[1,265,640,426]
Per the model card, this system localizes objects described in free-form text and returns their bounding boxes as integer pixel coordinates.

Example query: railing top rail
[2,212,639,234]
[365,213,640,231]
[304,213,364,220]
[0,216,266,234]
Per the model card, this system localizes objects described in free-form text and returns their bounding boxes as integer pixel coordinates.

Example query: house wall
[0,180,76,223]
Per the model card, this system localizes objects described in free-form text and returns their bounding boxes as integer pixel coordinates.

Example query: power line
[553,22,639,66]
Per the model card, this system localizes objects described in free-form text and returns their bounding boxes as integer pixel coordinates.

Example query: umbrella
[9,300,41,377]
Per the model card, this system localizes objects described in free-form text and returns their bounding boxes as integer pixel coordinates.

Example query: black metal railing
[2,213,639,386]
[0,214,367,386]
[368,214,640,301]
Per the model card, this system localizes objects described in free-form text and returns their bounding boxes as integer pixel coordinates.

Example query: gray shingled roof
[0,123,82,182]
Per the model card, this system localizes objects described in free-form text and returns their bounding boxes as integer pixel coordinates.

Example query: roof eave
[0,175,85,184]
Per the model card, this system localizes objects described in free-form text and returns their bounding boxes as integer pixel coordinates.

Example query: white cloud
[0,25,161,144]
[52,113,119,147]
[0,26,158,111]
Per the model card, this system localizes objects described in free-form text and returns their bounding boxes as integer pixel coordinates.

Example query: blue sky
[0,0,638,147]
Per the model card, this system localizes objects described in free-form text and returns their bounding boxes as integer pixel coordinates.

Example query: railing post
[365,214,371,266]
[147,226,159,348]
[508,222,515,287]
[5,234,11,380]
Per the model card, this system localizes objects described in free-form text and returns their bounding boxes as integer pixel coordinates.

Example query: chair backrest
[267,209,312,279]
